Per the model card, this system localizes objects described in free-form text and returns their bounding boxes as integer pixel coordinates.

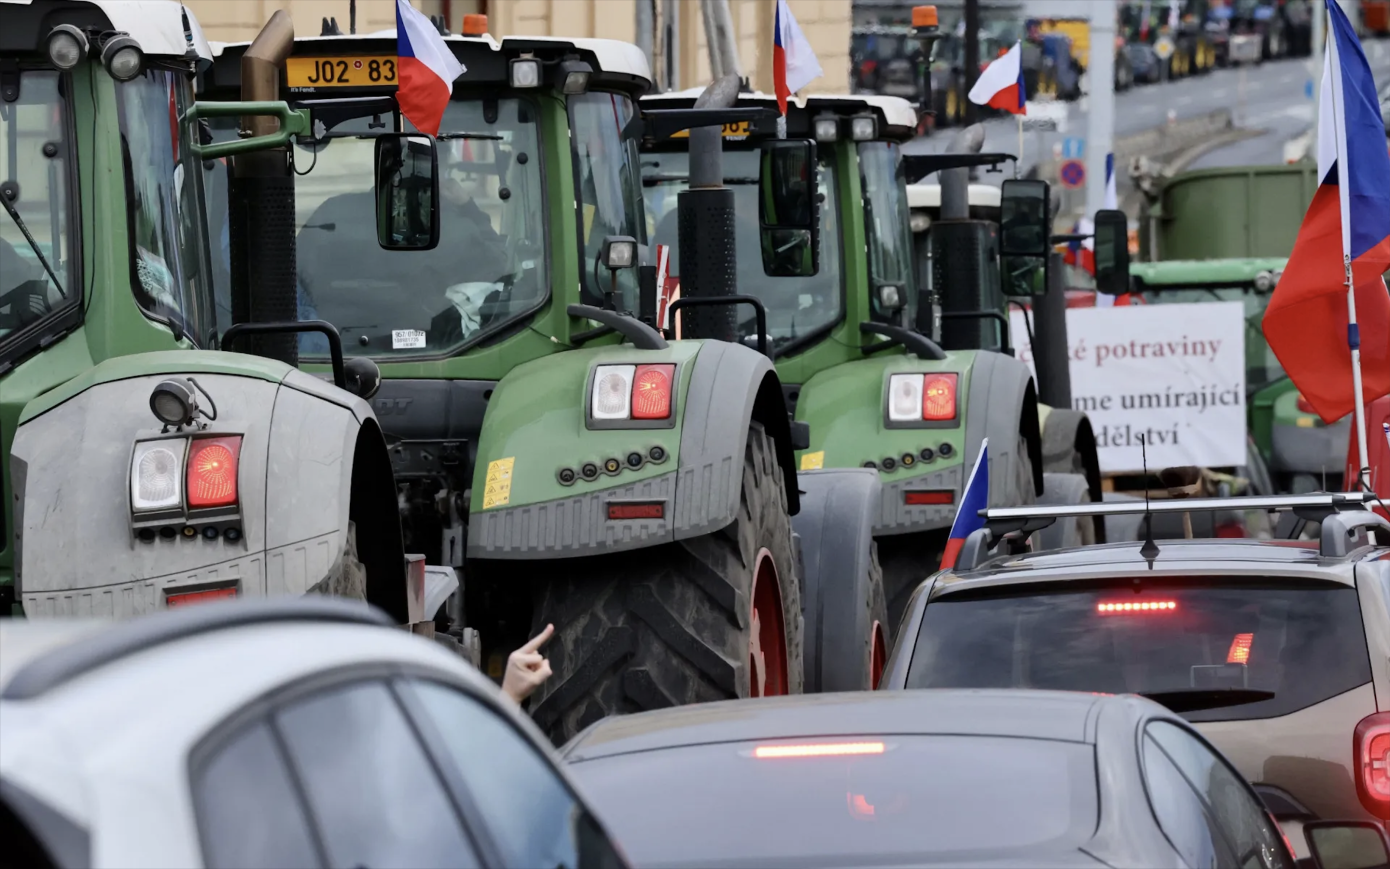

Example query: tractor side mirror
[1093,208,1131,295]
[1304,820,1390,869]
[999,178,1051,257]
[374,133,440,251]
[758,138,820,278]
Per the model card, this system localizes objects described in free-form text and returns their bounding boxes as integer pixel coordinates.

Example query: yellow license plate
[671,120,751,140]
[285,56,398,89]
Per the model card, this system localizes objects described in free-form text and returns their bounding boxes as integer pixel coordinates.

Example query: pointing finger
[519,623,556,654]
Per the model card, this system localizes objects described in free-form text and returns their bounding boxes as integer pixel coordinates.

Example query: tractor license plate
[671,120,751,140]
[285,56,398,89]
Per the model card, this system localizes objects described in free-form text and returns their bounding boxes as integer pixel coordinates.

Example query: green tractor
[5,5,880,741]
[640,88,1111,626]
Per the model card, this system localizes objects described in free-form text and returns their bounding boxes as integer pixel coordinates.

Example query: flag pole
[1326,5,1372,490]
[1016,114,1023,178]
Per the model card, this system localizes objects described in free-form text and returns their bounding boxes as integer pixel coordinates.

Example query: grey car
[563,689,1303,869]
[882,492,1390,861]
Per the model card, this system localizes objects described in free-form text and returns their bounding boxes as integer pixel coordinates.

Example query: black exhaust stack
[676,74,741,344]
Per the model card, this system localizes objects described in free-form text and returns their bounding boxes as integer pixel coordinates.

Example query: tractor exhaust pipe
[229,10,299,367]
[677,74,741,344]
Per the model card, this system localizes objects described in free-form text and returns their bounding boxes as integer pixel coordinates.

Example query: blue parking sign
[1062,137,1085,159]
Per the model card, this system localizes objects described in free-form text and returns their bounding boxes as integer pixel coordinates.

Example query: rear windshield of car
[906,581,1371,722]
[567,735,1096,868]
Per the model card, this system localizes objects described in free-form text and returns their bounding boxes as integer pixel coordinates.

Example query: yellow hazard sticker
[482,457,516,510]
[800,451,825,471]
[582,203,596,242]
[1295,416,1315,429]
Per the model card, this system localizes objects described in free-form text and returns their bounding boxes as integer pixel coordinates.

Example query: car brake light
[1227,633,1254,664]
[922,374,958,421]
[187,436,241,509]
[131,438,187,512]
[166,586,238,608]
[1296,392,1317,415]
[632,364,675,420]
[1096,600,1177,613]
[1355,712,1390,819]
[754,742,885,759]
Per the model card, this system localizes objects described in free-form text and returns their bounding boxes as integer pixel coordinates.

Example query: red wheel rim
[748,547,789,697]
[869,620,887,690]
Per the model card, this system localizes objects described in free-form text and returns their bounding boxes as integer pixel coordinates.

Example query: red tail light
[187,436,242,509]
[166,586,238,607]
[905,490,954,506]
[1097,600,1177,613]
[922,373,958,421]
[1355,712,1390,819]
[631,364,675,420]
[1296,392,1317,415]
[1226,633,1254,664]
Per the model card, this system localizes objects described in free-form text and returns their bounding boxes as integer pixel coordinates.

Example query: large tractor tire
[793,468,890,693]
[525,422,804,743]
[1036,472,1097,552]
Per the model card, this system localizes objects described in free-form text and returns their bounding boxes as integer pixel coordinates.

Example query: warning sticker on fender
[392,329,426,350]
[482,457,516,510]
[800,451,825,471]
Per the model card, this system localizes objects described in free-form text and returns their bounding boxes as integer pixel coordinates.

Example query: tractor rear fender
[466,339,798,559]
[11,363,404,619]
[962,351,1043,503]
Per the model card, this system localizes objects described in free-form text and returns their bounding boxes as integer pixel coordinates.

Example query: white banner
[1009,302,1247,473]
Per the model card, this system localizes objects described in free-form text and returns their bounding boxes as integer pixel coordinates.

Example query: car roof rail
[1320,511,1390,559]
[1,597,393,703]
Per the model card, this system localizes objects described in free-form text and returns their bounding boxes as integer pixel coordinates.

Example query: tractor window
[0,70,78,354]
[858,141,917,325]
[116,69,217,346]
[570,92,644,313]
[291,97,547,358]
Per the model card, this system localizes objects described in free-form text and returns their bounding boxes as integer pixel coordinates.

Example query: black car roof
[563,689,1106,762]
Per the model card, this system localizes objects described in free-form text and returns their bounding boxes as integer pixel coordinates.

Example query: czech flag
[940,438,989,571]
[968,41,1026,115]
[773,0,823,116]
[1262,0,1390,424]
[395,0,464,137]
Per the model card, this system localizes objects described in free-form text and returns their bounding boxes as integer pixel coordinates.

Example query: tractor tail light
[1355,712,1390,819]
[922,374,958,421]
[632,364,675,420]
[131,438,188,512]
[187,436,242,509]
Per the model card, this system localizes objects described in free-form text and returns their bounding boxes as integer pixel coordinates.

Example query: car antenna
[1138,433,1160,573]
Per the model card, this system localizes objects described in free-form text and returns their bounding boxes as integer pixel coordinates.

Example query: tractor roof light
[509,57,541,88]
[559,58,593,96]
[850,114,878,141]
[150,379,198,429]
[1254,269,1277,292]
[601,235,637,271]
[813,115,839,144]
[100,33,144,82]
[47,25,89,70]
[462,13,489,36]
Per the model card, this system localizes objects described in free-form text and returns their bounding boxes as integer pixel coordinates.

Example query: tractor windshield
[1,70,76,344]
[569,92,645,313]
[858,141,918,326]
[289,97,547,357]
[643,149,841,355]
[1134,284,1284,391]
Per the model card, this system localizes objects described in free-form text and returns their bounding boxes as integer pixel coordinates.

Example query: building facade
[184,0,853,94]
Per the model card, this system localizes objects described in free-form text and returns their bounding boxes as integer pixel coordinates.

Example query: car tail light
[1296,392,1317,415]
[1227,633,1254,664]
[166,586,238,608]
[131,438,188,512]
[922,374,958,421]
[187,436,242,509]
[754,742,885,759]
[631,364,675,420]
[1096,600,1177,613]
[1355,712,1390,819]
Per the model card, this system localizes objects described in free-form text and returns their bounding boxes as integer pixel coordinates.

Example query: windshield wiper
[0,194,66,299]
[437,132,504,141]
[641,174,758,186]
[1139,688,1274,714]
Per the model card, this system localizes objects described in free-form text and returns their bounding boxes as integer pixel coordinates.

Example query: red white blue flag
[395,0,464,137]
[1262,0,1390,424]
[968,41,1026,116]
[773,0,823,116]
[941,438,989,570]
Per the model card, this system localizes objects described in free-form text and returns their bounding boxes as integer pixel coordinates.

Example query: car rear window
[567,735,1096,868]
[906,581,1371,722]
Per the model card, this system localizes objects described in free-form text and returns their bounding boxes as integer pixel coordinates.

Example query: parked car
[881,491,1390,860]
[1127,41,1164,84]
[0,598,628,869]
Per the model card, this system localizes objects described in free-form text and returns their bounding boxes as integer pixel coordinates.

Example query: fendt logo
[374,398,413,416]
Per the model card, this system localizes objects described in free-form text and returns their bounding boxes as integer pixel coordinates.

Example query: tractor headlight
[100,34,144,81]
[814,116,839,143]
[150,379,198,428]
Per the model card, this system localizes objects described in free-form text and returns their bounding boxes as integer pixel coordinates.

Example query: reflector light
[1096,600,1177,613]
[592,365,635,420]
[632,364,675,420]
[131,438,187,512]
[1226,633,1254,664]
[607,502,665,520]
[904,490,953,506]
[922,374,958,421]
[166,587,238,608]
[887,374,923,422]
[754,742,885,759]
[187,437,241,509]
[1356,713,1390,818]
